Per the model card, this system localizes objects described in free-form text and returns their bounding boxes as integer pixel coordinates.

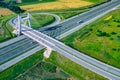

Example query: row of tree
[89,0,112,8]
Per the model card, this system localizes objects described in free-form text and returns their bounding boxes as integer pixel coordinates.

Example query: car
[46,25,62,31]
[77,20,84,24]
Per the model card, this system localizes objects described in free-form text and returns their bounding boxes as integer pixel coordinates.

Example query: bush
[110,38,114,40]
[111,32,117,35]
[96,31,111,37]
[117,25,120,27]
[97,30,102,32]
[113,18,120,23]
[112,48,117,51]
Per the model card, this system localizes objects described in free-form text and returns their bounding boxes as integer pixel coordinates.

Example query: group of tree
[0,0,25,14]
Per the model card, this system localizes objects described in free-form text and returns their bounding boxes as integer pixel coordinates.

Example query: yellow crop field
[0,8,14,15]
[20,0,93,11]
[0,8,14,16]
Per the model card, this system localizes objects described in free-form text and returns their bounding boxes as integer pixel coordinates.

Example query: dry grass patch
[0,8,14,16]
[20,0,93,11]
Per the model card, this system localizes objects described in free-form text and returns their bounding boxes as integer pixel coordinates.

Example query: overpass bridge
[16,13,120,80]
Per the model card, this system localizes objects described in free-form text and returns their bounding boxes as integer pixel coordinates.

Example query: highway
[0,0,120,79]
[20,25,120,79]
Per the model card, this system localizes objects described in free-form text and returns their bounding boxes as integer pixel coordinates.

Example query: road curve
[9,12,61,29]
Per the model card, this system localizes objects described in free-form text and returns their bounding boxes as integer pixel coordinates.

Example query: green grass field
[0,15,16,43]
[62,9,120,68]
[30,14,55,29]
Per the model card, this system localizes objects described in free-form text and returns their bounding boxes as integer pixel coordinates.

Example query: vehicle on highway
[46,25,62,30]
[77,20,84,24]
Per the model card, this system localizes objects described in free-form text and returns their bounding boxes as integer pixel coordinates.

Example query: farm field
[20,0,93,11]
[0,8,14,16]
[62,9,120,68]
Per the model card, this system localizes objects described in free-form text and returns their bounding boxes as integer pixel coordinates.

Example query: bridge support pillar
[17,14,21,36]
[27,13,32,28]
[43,47,52,58]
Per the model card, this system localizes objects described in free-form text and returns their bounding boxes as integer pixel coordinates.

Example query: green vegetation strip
[0,49,44,80]
[16,0,58,6]
[62,9,120,68]
[84,0,107,3]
